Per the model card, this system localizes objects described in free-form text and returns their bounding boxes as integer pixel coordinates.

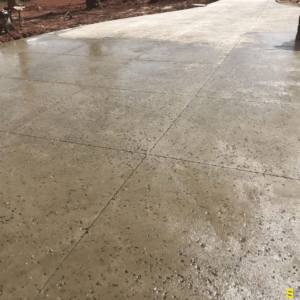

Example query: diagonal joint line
[33,154,147,299]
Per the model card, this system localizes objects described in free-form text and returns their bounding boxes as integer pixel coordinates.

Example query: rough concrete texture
[0,0,300,299]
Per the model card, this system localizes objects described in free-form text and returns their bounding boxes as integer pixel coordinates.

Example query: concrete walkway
[0,0,300,299]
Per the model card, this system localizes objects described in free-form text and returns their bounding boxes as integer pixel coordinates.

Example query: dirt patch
[0,0,217,44]
[276,0,300,7]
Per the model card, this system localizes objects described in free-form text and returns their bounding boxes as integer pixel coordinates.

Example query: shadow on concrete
[274,39,300,51]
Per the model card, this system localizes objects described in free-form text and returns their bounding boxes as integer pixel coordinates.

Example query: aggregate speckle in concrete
[98,60,219,95]
[0,135,144,299]
[65,37,161,59]
[0,132,7,140]
[0,36,87,55]
[10,55,131,86]
[0,52,58,78]
[15,87,192,152]
[151,97,300,178]
[197,48,300,103]
[0,0,300,299]
[137,42,229,64]
[39,157,300,300]
[0,77,82,132]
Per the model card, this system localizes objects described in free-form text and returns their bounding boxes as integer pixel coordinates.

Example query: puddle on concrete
[274,39,300,51]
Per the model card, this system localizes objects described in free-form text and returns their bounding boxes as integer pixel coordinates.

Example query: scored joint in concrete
[0,135,144,299]
[151,97,300,178]
[37,156,300,300]
[0,78,82,132]
[14,87,194,153]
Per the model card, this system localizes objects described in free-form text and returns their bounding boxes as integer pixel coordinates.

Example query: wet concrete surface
[0,78,81,132]
[197,42,300,103]
[39,156,300,300]
[0,135,143,299]
[10,55,131,86]
[137,43,229,64]
[151,97,300,178]
[93,60,219,95]
[0,36,87,55]
[1,0,300,299]
[0,52,59,78]
[66,38,162,60]
[0,132,6,140]
[15,87,192,152]
[275,39,300,51]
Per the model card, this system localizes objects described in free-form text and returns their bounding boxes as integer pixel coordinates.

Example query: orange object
[7,0,19,8]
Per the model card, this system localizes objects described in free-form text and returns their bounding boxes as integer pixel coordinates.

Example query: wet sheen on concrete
[40,157,300,299]
[0,0,300,299]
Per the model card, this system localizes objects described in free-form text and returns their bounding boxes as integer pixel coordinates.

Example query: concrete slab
[198,49,300,103]
[0,0,300,299]
[97,60,219,95]
[168,31,242,46]
[251,3,300,32]
[65,38,161,59]
[224,44,300,65]
[0,135,144,299]
[0,132,6,139]
[137,42,229,64]
[241,32,300,49]
[10,55,130,86]
[0,36,87,55]
[0,77,81,132]
[15,87,192,152]
[0,51,58,77]
[38,157,300,300]
[151,97,300,178]
[55,0,272,43]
